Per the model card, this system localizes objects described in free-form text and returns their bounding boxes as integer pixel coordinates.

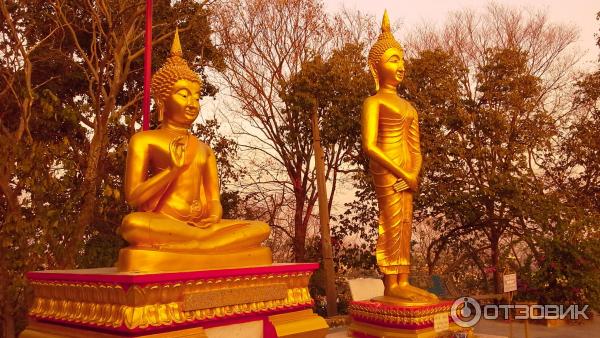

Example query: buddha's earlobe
[369,64,379,91]
[157,100,164,122]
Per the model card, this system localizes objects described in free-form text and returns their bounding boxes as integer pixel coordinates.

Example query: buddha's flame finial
[171,27,183,57]
[382,9,391,33]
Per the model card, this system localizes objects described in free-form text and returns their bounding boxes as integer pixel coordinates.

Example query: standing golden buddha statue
[362,11,438,303]
[116,30,272,272]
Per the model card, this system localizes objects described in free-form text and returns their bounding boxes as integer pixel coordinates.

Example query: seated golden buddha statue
[362,11,438,304]
[116,31,271,272]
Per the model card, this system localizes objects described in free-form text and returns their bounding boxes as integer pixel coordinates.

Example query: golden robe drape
[370,105,420,274]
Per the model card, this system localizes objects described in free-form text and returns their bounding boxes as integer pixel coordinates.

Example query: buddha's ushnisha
[116,29,271,271]
[362,11,438,303]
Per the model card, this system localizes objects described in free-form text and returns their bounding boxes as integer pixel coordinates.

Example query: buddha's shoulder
[128,130,179,151]
[363,94,381,105]
[399,97,417,114]
[190,137,214,155]
[362,95,382,111]
[128,130,161,145]
[364,94,417,112]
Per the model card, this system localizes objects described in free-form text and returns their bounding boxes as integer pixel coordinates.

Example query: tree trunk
[61,114,108,268]
[293,189,307,262]
[311,110,337,316]
[2,305,15,338]
[490,230,502,294]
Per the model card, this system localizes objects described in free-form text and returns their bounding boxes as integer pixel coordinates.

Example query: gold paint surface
[28,270,313,330]
[348,301,452,327]
[268,309,329,338]
[183,283,287,311]
[117,247,272,272]
[362,11,437,303]
[116,30,271,272]
[371,295,434,307]
[348,303,454,337]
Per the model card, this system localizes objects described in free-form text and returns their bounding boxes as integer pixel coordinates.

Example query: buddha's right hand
[169,135,188,170]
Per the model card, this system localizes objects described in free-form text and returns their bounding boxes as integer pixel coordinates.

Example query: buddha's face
[162,79,201,127]
[378,47,405,87]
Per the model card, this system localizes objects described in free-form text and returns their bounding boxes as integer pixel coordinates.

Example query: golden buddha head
[152,28,202,126]
[368,10,405,91]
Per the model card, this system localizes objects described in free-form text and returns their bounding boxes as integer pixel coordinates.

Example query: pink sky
[324,0,599,68]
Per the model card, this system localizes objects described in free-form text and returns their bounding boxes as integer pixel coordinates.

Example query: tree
[415,47,551,293]
[553,11,600,216]
[399,4,580,294]
[49,0,224,268]
[526,11,600,310]
[214,0,375,262]
[214,0,330,262]
[0,1,223,336]
[279,42,371,314]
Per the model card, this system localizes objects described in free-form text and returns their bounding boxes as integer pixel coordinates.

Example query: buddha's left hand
[393,179,409,192]
[393,177,418,192]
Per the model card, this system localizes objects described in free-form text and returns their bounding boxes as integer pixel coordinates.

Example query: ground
[325,318,600,338]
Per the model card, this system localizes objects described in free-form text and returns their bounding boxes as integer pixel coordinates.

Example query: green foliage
[0,0,227,335]
[513,199,600,310]
[529,236,600,310]
[281,43,372,157]
[0,3,599,335]
[331,177,378,273]
[395,47,555,293]
[278,42,372,260]
[517,12,600,309]
[558,68,600,213]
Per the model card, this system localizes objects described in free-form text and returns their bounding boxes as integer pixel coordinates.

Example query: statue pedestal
[348,300,470,337]
[20,263,328,338]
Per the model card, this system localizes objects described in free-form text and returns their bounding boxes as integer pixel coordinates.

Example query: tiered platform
[348,299,470,337]
[20,263,328,337]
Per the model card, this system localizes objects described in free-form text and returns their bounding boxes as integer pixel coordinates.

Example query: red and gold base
[20,263,328,337]
[348,300,471,338]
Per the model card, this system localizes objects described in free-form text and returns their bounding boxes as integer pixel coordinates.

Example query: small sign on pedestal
[433,312,449,332]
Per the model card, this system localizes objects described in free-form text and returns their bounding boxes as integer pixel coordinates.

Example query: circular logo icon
[451,297,482,327]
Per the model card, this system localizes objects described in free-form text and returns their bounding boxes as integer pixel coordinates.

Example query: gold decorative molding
[347,300,473,338]
[183,283,288,311]
[29,271,313,330]
[349,301,453,326]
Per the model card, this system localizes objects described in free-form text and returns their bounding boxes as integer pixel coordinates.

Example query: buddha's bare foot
[154,240,254,253]
[156,240,204,252]
[407,283,439,302]
[384,283,439,303]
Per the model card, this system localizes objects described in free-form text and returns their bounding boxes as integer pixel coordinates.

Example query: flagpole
[142,0,152,131]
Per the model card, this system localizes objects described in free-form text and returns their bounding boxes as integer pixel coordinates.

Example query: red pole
[142,0,152,131]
